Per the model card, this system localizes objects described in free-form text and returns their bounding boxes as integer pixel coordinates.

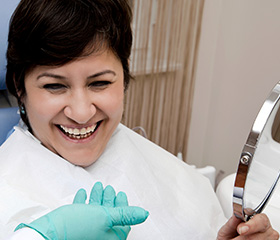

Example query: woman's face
[23,49,124,167]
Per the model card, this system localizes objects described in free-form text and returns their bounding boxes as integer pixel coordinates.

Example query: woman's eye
[89,81,112,88]
[43,84,67,91]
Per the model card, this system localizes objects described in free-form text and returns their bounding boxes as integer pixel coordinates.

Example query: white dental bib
[0,124,226,239]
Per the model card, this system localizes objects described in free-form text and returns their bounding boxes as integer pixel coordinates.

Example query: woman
[0,0,278,239]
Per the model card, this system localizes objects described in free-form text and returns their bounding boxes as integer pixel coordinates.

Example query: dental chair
[0,0,21,146]
[0,107,20,145]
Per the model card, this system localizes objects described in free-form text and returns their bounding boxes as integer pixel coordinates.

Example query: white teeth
[80,128,86,135]
[60,124,97,136]
[73,128,79,135]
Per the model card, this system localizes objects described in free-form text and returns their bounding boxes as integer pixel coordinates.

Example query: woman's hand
[217,213,279,240]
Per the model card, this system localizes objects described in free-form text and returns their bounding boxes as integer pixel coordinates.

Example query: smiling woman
[23,49,124,166]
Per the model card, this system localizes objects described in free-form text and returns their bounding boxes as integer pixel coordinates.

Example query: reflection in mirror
[233,81,280,221]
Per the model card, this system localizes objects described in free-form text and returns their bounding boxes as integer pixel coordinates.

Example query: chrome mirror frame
[233,81,280,221]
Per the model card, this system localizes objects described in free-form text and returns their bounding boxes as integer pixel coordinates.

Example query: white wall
[187,0,280,179]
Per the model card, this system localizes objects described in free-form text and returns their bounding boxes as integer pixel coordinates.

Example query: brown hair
[6,0,133,126]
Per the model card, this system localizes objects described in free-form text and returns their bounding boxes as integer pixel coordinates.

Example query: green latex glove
[15,182,149,240]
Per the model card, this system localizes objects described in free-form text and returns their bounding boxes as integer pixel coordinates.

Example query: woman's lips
[57,121,102,140]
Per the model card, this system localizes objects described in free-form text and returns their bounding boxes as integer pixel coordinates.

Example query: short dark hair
[6,0,132,125]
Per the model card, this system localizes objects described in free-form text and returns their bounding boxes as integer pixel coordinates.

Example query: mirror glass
[233,81,280,221]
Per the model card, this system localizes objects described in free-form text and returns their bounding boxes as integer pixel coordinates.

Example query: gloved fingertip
[89,182,104,205]
[129,207,149,225]
[94,182,103,189]
[110,206,149,226]
[73,188,87,204]
[144,210,150,219]
[103,185,116,207]
[115,191,128,207]
[104,185,116,196]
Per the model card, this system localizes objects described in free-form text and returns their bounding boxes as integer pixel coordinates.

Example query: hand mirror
[233,81,280,221]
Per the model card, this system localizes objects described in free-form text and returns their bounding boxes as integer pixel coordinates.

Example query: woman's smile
[56,121,101,140]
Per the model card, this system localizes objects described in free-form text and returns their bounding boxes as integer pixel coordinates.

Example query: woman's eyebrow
[36,70,116,80]
[87,70,116,79]
[37,73,66,80]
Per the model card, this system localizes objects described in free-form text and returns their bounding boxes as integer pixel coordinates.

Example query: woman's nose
[64,92,96,124]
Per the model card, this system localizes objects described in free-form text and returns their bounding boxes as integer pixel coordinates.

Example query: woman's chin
[62,150,101,167]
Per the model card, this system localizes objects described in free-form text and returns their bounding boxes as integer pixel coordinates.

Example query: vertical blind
[122,0,205,161]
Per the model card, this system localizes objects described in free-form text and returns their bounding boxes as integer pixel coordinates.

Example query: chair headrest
[0,0,20,90]
[0,107,20,145]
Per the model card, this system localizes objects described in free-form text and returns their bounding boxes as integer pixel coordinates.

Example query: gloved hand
[15,182,149,240]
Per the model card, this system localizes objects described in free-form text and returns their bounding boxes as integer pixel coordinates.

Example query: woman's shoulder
[0,126,39,151]
[0,126,61,165]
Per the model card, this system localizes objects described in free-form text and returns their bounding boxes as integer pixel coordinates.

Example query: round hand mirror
[233,81,280,221]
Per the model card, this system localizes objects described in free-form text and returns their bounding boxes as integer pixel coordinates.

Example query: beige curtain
[122,0,205,162]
